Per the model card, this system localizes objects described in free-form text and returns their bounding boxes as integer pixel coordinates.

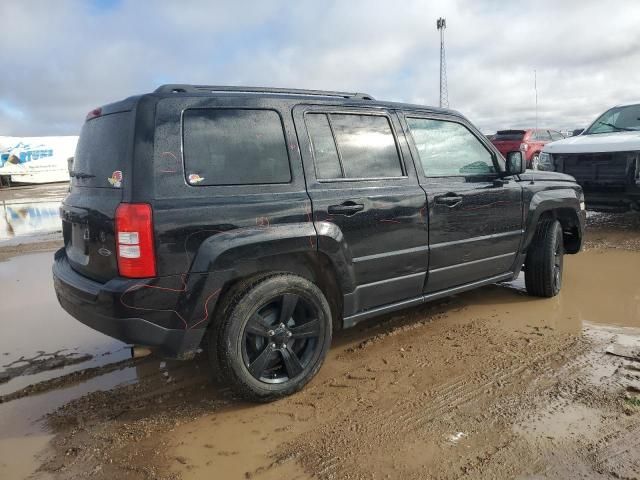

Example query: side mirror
[505,151,526,175]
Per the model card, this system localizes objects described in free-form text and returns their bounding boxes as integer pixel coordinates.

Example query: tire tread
[525,218,563,297]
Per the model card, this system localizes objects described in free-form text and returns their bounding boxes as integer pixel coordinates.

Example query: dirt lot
[0,197,639,479]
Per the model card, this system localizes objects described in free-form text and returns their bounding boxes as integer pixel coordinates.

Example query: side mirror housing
[505,151,526,175]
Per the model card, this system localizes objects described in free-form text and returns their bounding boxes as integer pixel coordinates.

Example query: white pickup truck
[539,101,640,212]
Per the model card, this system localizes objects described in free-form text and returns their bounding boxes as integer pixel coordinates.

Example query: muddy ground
[0,192,639,479]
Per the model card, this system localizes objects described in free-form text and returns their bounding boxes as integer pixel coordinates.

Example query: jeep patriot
[53,85,586,401]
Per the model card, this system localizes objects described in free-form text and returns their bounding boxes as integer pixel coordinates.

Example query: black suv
[53,85,586,401]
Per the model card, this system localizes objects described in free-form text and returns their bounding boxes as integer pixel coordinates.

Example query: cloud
[1,0,640,135]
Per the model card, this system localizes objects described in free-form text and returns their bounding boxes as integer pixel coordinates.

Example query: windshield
[585,104,640,134]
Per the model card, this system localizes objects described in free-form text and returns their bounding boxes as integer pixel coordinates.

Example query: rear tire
[209,274,332,402]
[525,219,564,297]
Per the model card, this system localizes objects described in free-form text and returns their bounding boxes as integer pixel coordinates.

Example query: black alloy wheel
[211,274,332,401]
[242,293,321,383]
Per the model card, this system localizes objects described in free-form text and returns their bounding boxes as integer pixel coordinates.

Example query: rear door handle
[328,202,364,216]
[434,195,463,207]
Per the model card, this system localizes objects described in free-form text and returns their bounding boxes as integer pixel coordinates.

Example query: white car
[539,101,640,212]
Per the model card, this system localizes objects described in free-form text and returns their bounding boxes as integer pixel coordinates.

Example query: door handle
[328,202,364,216]
[434,195,463,207]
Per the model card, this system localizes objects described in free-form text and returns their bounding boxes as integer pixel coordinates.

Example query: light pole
[437,17,449,108]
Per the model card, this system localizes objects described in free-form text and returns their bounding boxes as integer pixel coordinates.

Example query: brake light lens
[86,107,102,120]
[115,203,156,278]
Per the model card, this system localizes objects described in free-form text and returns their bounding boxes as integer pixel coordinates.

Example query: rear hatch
[491,130,526,156]
[61,108,134,282]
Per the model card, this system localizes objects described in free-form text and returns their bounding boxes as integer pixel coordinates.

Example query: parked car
[491,129,565,169]
[539,101,640,212]
[53,85,585,401]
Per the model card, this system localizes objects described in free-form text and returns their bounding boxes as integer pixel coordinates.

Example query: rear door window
[306,112,403,180]
[73,112,132,188]
[183,109,291,186]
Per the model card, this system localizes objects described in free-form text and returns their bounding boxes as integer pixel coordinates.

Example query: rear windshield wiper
[595,121,635,132]
[69,171,96,179]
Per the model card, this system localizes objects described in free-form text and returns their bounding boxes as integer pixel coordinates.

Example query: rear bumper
[52,248,204,359]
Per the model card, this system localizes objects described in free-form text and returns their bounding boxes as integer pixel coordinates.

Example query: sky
[2,0,640,136]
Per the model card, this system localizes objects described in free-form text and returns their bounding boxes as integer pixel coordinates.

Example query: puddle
[0,251,129,396]
[0,434,54,479]
[0,250,136,477]
[0,365,140,479]
[458,249,640,333]
[0,249,206,478]
[0,199,63,242]
[515,403,605,441]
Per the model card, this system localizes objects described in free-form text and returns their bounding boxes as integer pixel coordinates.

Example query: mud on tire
[525,219,564,298]
[208,274,332,402]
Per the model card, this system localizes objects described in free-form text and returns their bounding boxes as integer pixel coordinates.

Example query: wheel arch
[523,190,583,254]
[208,251,345,336]
[185,222,354,340]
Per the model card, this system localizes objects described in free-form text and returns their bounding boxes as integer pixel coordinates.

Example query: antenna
[534,69,538,131]
[437,17,449,108]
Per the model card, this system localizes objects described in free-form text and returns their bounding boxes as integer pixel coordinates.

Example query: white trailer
[0,136,78,184]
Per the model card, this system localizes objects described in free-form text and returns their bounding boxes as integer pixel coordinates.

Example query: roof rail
[154,84,374,100]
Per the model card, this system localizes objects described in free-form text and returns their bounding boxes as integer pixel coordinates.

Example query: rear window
[306,113,403,180]
[73,112,132,188]
[493,130,526,141]
[183,109,291,186]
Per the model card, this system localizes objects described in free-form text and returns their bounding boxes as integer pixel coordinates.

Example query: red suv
[491,129,564,169]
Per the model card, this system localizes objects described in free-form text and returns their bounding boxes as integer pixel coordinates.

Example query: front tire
[210,274,332,402]
[525,219,564,297]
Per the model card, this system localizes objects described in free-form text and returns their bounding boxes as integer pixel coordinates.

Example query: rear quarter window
[182,109,291,186]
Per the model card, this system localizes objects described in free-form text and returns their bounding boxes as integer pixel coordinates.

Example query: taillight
[115,203,156,278]
[86,107,102,120]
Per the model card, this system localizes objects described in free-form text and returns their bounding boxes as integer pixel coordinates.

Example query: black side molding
[343,272,513,328]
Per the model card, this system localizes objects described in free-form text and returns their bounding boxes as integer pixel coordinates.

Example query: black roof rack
[154,84,374,100]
